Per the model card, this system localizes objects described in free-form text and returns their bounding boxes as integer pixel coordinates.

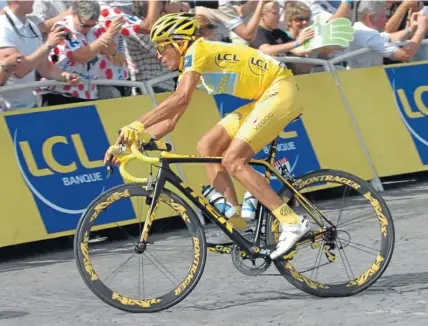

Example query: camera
[189,1,219,9]
[64,32,72,41]
[57,26,72,41]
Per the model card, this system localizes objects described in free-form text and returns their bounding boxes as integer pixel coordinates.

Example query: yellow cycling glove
[120,121,145,143]
[120,121,154,145]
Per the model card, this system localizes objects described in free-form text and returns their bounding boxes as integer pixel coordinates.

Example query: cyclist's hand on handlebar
[104,144,131,166]
[116,120,146,145]
[104,120,153,166]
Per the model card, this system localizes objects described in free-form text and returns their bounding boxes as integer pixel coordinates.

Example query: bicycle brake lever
[105,161,114,179]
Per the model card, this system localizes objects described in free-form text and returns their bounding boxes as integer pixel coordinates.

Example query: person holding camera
[42,0,125,106]
[194,0,266,43]
[0,0,79,110]
[0,52,22,86]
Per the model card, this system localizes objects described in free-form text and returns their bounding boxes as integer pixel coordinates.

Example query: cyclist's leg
[221,77,309,258]
[197,103,254,207]
[222,78,301,213]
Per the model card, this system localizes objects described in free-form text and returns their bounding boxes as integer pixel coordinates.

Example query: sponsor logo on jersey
[184,55,193,68]
[215,53,240,68]
[253,112,273,131]
[261,91,278,102]
[248,57,269,76]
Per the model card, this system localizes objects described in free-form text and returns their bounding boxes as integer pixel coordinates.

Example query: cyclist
[105,12,311,260]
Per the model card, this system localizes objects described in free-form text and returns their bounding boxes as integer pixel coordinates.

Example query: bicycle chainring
[231,241,272,276]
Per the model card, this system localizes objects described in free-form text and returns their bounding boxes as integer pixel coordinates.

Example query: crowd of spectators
[1,0,428,111]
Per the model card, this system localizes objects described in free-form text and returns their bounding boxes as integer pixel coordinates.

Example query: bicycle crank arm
[208,244,273,259]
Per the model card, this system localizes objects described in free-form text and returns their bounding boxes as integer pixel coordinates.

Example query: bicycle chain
[258,261,332,277]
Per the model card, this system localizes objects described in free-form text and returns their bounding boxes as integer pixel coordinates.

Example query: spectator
[0,52,22,112]
[124,0,177,94]
[195,0,266,43]
[283,1,312,40]
[42,1,124,106]
[28,0,73,37]
[195,14,219,41]
[94,5,143,99]
[0,0,79,110]
[135,0,189,34]
[385,0,423,33]
[383,0,424,65]
[282,1,316,74]
[285,0,338,22]
[0,52,22,86]
[98,0,133,16]
[229,1,262,45]
[250,0,314,62]
[346,0,427,69]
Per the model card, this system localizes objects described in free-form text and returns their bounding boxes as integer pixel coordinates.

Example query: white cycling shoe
[270,216,311,260]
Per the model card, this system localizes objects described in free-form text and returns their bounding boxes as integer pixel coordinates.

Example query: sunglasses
[156,42,174,55]
[293,16,311,22]
[78,16,98,28]
[206,23,217,30]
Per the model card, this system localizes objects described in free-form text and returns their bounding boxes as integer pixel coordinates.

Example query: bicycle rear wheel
[74,183,207,312]
[266,169,395,297]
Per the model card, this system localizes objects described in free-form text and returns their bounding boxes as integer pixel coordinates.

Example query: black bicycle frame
[144,136,332,258]
[144,138,279,258]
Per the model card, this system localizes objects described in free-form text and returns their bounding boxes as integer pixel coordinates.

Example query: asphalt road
[1,177,428,326]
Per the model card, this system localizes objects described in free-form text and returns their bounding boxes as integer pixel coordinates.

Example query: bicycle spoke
[138,254,141,298]
[104,252,137,284]
[319,204,373,215]
[337,213,376,229]
[310,240,324,281]
[144,250,180,285]
[336,187,350,226]
[337,237,379,256]
[112,224,138,243]
[146,247,194,252]
[142,255,146,299]
[335,239,355,281]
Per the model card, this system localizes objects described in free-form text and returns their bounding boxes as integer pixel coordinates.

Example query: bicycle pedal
[282,246,298,260]
[311,242,321,249]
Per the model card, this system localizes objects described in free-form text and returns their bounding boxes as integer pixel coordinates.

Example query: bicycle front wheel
[74,183,207,313]
[266,169,395,297]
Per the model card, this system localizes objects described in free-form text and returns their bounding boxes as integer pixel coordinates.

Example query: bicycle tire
[74,183,207,313]
[265,169,395,297]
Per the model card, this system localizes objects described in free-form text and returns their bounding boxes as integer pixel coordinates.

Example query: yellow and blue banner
[337,61,428,177]
[4,105,134,234]
[9,62,425,248]
[385,63,428,165]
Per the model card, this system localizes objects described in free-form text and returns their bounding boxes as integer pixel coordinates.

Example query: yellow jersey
[180,38,293,101]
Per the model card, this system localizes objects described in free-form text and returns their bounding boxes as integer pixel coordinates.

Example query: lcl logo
[248,57,268,76]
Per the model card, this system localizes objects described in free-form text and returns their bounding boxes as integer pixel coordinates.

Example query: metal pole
[327,60,384,192]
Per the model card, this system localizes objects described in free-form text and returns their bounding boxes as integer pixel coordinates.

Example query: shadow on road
[365,271,428,294]
[179,271,428,311]
[179,289,313,311]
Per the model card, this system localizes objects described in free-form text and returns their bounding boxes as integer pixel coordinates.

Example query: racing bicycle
[74,134,395,313]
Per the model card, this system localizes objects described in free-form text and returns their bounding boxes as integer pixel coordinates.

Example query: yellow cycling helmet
[150,13,199,43]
